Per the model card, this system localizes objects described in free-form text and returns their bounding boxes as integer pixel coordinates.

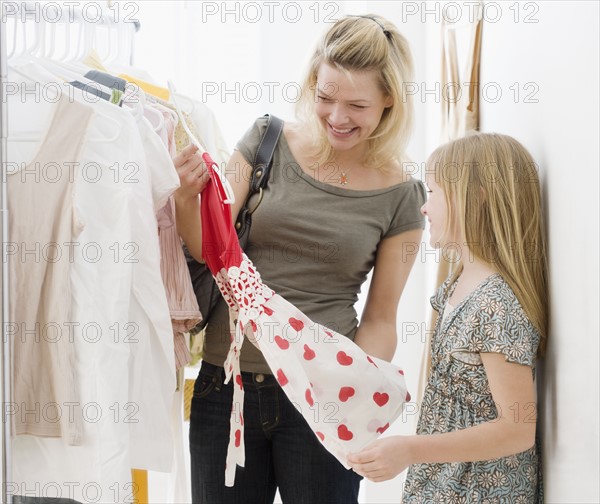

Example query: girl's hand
[173,144,211,200]
[347,436,413,482]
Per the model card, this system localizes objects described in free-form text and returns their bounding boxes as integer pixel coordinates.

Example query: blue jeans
[189,361,362,504]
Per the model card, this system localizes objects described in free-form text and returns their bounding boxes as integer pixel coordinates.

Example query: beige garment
[440,8,483,141]
[417,6,483,404]
[8,94,93,444]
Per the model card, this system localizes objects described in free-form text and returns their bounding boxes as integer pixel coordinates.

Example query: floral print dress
[402,274,543,503]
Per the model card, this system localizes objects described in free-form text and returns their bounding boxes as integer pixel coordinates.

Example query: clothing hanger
[15,53,116,105]
[41,22,56,59]
[167,80,235,205]
[26,16,45,58]
[442,0,483,30]
[9,19,86,82]
[139,92,166,134]
[12,16,37,60]
[70,21,94,64]
[7,15,19,59]
[16,53,83,82]
[7,63,122,143]
[105,18,134,67]
[114,21,134,66]
[121,84,156,126]
[150,98,180,126]
[92,17,117,65]
[67,22,85,63]
[55,22,71,62]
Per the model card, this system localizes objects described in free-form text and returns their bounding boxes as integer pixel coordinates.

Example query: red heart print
[250,320,257,332]
[234,429,241,447]
[406,391,411,402]
[376,423,390,434]
[324,330,334,338]
[262,305,273,316]
[274,335,290,350]
[367,356,378,368]
[289,317,304,331]
[337,424,353,441]
[338,386,355,402]
[276,369,288,386]
[235,374,243,389]
[305,388,314,406]
[336,351,353,366]
[316,431,325,442]
[398,369,405,375]
[373,392,389,407]
[303,344,316,360]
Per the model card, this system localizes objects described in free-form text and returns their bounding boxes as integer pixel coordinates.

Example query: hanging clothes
[3,13,229,502]
[8,60,178,504]
[440,7,483,141]
[8,94,93,445]
[153,101,200,368]
[199,158,411,487]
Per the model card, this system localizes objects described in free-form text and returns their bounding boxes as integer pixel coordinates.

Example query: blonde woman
[174,14,425,503]
[348,133,547,502]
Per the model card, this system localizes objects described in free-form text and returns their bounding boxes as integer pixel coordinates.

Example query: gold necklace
[338,166,354,185]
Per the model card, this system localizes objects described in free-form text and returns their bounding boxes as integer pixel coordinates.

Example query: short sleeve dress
[402,274,544,503]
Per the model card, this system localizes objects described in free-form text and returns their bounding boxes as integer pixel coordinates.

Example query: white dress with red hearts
[202,161,411,487]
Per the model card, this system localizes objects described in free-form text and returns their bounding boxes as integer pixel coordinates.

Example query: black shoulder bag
[185,114,284,331]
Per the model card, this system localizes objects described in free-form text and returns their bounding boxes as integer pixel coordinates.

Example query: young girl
[348,132,547,502]
[174,14,425,504]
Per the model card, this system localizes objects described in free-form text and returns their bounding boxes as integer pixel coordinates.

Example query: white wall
[476,1,599,502]
[479,1,600,501]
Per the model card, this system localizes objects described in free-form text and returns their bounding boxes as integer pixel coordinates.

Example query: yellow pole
[131,469,149,504]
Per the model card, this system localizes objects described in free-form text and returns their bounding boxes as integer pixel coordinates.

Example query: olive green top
[202,116,426,374]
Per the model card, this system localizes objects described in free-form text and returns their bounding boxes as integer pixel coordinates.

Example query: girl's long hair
[429,132,548,354]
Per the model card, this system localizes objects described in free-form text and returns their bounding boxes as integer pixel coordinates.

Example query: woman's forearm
[174,192,203,262]
[353,320,397,362]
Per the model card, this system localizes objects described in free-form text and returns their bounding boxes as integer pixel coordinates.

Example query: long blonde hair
[296,14,414,170]
[429,133,548,354]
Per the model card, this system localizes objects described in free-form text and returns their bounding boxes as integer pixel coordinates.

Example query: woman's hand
[173,144,211,200]
[347,436,413,482]
[172,144,210,261]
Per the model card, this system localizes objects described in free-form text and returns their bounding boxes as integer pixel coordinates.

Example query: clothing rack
[1,4,10,501]
[0,3,140,502]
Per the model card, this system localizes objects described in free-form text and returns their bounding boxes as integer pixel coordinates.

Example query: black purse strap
[235,114,283,234]
[250,114,284,192]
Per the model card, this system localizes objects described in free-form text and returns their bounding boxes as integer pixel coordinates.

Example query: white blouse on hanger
[8,60,179,504]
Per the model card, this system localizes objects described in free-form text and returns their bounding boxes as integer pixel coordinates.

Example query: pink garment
[8,95,93,444]
[153,105,201,369]
[200,158,411,487]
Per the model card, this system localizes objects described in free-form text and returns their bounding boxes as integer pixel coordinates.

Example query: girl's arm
[347,353,537,481]
[174,146,251,262]
[353,228,422,361]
